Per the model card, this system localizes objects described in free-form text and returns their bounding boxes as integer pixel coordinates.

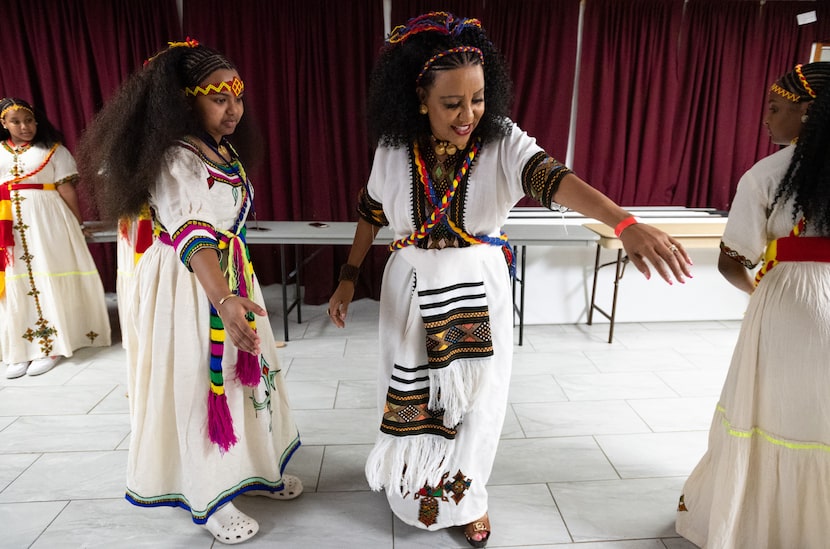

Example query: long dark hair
[76,42,257,221]
[772,62,830,235]
[0,98,64,147]
[367,12,513,148]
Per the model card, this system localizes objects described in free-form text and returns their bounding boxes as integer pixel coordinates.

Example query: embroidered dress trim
[171,220,218,269]
[720,241,756,269]
[125,434,301,524]
[1,142,60,298]
[714,404,830,452]
[521,151,572,208]
[357,186,388,226]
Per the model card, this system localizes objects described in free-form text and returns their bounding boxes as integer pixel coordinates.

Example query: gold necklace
[432,136,457,156]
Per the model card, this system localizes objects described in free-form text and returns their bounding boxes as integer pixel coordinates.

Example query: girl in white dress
[0,98,110,379]
[676,62,830,549]
[77,41,301,545]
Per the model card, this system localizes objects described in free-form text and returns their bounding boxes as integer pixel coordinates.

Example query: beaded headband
[144,36,200,66]
[416,46,484,84]
[0,104,34,120]
[185,76,245,98]
[795,64,816,99]
[770,83,801,103]
[770,64,817,103]
[387,11,482,45]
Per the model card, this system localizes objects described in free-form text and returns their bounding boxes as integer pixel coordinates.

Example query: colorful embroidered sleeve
[171,219,219,269]
[150,146,223,270]
[356,186,388,227]
[521,152,572,209]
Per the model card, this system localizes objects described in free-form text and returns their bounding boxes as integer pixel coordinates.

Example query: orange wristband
[614,216,639,237]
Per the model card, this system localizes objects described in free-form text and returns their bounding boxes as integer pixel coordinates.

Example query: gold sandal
[463,513,491,548]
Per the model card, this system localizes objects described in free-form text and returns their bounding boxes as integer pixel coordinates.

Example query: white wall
[512,210,750,326]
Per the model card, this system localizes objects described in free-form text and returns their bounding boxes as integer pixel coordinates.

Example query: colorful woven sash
[155,145,259,452]
[1,143,59,298]
[755,218,830,284]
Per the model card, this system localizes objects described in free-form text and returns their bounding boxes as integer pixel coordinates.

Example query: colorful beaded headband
[144,36,200,66]
[388,12,482,45]
[770,83,800,103]
[795,64,816,99]
[416,46,484,84]
[184,76,245,98]
[0,104,34,120]
[770,64,817,103]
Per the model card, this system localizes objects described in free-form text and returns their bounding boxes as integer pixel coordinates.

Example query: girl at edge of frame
[0,97,111,379]
[327,12,693,548]
[76,40,301,545]
[676,62,830,549]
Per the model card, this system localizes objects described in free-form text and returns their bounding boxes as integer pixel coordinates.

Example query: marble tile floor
[0,286,740,548]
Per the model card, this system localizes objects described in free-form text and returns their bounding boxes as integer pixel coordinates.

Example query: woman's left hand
[618,223,693,284]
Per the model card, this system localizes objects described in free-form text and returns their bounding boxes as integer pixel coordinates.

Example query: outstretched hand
[218,296,266,354]
[327,282,355,328]
[619,224,693,284]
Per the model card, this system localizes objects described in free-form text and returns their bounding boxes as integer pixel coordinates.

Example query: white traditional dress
[359,124,570,529]
[115,208,153,350]
[0,141,110,363]
[676,145,830,548]
[125,140,300,524]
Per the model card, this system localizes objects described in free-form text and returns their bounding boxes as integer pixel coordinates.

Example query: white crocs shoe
[243,474,303,500]
[5,362,30,379]
[202,502,259,545]
[27,356,60,376]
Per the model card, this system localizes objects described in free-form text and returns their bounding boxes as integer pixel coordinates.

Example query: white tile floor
[0,286,739,548]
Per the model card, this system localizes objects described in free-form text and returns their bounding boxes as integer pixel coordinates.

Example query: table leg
[279,244,290,341]
[588,244,601,325]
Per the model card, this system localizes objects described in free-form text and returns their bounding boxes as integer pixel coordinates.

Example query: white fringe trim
[428,359,486,428]
[365,433,455,495]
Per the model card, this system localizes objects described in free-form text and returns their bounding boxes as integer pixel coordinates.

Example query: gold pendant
[445,143,457,155]
[434,142,446,156]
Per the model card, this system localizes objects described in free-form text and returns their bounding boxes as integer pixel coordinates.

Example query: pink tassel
[236,350,261,387]
[207,391,237,452]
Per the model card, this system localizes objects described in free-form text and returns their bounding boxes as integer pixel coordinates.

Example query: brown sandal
[464,513,491,548]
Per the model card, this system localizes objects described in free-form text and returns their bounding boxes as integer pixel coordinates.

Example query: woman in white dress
[327,12,693,548]
[676,62,830,548]
[0,98,110,379]
[77,41,301,545]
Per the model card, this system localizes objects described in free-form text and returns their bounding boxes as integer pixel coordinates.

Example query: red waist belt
[7,183,56,191]
[775,236,830,262]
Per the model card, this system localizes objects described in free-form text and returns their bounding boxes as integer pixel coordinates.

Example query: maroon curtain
[573,0,686,205]
[669,0,830,210]
[0,0,180,290]
[182,0,387,303]
[574,0,830,210]
[482,0,581,165]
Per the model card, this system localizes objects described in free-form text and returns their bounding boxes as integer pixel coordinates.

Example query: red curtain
[0,0,180,290]
[573,0,687,205]
[3,0,830,300]
[574,0,830,210]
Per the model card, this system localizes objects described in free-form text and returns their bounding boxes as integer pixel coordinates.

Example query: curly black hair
[76,43,256,221]
[772,62,830,235]
[0,98,64,147]
[367,12,513,148]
